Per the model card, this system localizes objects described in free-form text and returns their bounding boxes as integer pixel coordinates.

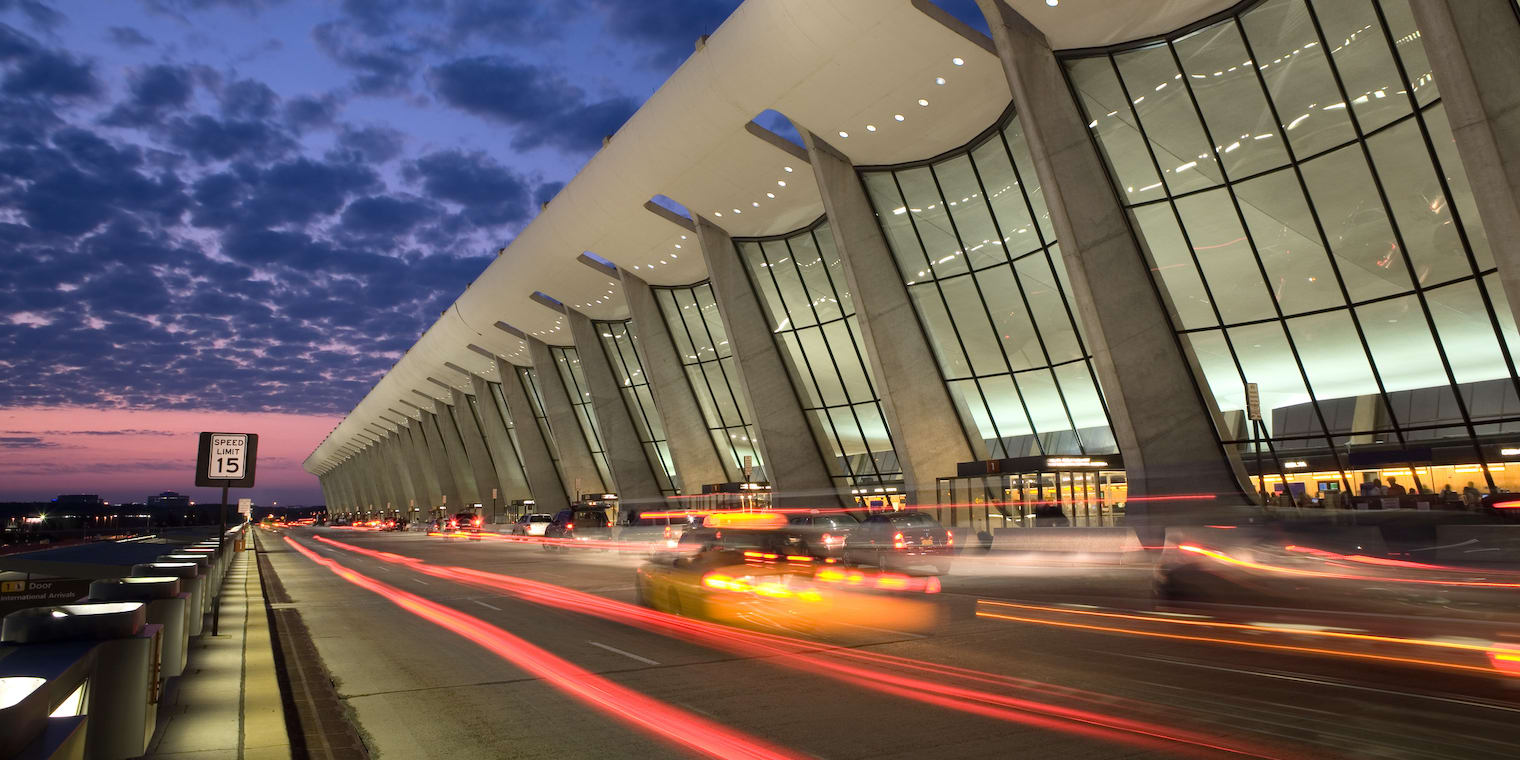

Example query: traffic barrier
[1,601,163,760]
[89,577,187,680]
[990,527,1145,563]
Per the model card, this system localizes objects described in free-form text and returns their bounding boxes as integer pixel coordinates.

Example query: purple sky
[0,0,743,504]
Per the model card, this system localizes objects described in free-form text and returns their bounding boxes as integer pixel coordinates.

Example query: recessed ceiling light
[894,114,905,121]
[935,76,946,85]
[1047,0,1059,6]
[752,201,759,207]
[714,211,723,216]
[952,57,964,66]
[766,192,775,198]
[838,131,849,138]
[918,99,929,106]
[784,166,793,172]
[778,180,786,187]
[866,124,876,131]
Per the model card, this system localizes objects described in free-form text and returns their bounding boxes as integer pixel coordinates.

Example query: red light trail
[305,534,1295,758]
[282,536,803,760]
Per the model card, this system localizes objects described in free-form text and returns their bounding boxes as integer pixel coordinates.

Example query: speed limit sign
[196,432,259,488]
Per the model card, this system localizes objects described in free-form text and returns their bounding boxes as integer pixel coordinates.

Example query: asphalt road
[257,526,1520,760]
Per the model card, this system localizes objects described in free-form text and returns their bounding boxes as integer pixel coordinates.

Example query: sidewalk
[145,547,292,760]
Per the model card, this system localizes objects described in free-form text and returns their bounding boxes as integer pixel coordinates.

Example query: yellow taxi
[634,512,940,635]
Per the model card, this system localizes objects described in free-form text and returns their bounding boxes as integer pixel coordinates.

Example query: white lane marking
[588,641,660,665]
[411,578,429,585]
[1114,652,1520,714]
[472,600,502,611]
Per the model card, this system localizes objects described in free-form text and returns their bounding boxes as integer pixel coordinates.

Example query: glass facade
[595,320,680,494]
[515,365,564,487]
[1064,0,1520,494]
[653,281,766,482]
[736,219,903,489]
[479,383,530,484]
[550,346,614,491]
[861,108,1117,459]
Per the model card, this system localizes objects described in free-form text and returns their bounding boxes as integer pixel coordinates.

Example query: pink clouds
[0,407,341,505]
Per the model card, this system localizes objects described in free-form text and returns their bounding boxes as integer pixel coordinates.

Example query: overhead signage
[1044,457,1109,468]
[195,432,259,488]
[1245,382,1262,421]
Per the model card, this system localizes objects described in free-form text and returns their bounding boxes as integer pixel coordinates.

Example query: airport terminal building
[305,0,1520,528]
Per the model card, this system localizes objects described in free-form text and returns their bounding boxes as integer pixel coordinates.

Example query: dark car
[785,510,861,557]
[543,507,613,549]
[845,511,953,575]
[447,511,483,539]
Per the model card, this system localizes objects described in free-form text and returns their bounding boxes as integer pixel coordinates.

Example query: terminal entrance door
[936,455,1127,535]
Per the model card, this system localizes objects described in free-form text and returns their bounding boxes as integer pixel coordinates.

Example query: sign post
[195,432,258,635]
[1245,383,1263,502]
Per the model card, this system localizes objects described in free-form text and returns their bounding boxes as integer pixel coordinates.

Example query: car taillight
[822,533,837,546]
[945,532,954,547]
[893,532,906,549]
[474,517,483,527]
[564,523,573,530]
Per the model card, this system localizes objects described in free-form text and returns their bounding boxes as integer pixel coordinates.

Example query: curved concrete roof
[305,0,1237,476]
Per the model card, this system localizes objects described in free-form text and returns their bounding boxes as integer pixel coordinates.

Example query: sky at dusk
[0,0,745,505]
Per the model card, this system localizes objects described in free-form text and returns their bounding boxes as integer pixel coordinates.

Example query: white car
[512,513,554,536]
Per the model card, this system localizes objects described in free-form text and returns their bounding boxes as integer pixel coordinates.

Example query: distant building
[148,491,190,509]
[53,494,104,508]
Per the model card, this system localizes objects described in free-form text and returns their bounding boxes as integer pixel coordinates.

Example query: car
[844,511,953,575]
[511,513,554,537]
[447,511,484,539]
[619,511,701,552]
[785,510,861,558]
[542,507,613,549]
[635,511,940,633]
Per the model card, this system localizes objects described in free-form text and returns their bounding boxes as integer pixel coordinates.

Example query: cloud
[106,26,154,48]
[330,124,402,164]
[589,0,739,70]
[102,63,194,126]
[0,24,100,99]
[0,435,56,448]
[283,93,340,131]
[15,1,64,31]
[312,20,418,96]
[405,149,531,227]
[428,55,636,154]
[2,428,177,436]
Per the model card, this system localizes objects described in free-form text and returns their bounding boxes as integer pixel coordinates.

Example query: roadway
[256,527,1520,760]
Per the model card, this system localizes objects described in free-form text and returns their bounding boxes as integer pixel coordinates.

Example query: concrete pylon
[494,357,571,514]
[380,433,416,510]
[795,128,977,505]
[430,398,482,506]
[1408,0,1520,333]
[392,414,434,511]
[404,415,444,509]
[417,409,464,511]
[619,270,730,488]
[692,214,841,508]
[468,373,534,507]
[449,386,505,520]
[525,336,605,496]
[974,0,1252,520]
[565,307,665,510]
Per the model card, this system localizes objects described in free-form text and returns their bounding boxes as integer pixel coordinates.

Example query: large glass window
[595,319,680,494]
[736,220,903,489]
[484,381,530,483]
[654,281,766,482]
[1064,0,1520,493]
[550,346,614,491]
[861,108,1117,459]
[516,365,565,488]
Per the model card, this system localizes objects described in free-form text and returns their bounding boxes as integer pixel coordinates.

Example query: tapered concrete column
[449,387,504,519]
[565,307,665,508]
[417,410,464,510]
[495,357,571,513]
[366,442,400,510]
[526,336,605,496]
[367,427,408,511]
[975,0,1251,517]
[356,444,385,510]
[403,415,444,508]
[343,456,369,511]
[692,215,841,508]
[389,416,431,510]
[333,461,359,512]
[620,270,729,488]
[431,399,482,506]
[317,476,335,513]
[381,432,418,510]
[468,373,533,506]
[796,129,977,505]
[1408,0,1520,324]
